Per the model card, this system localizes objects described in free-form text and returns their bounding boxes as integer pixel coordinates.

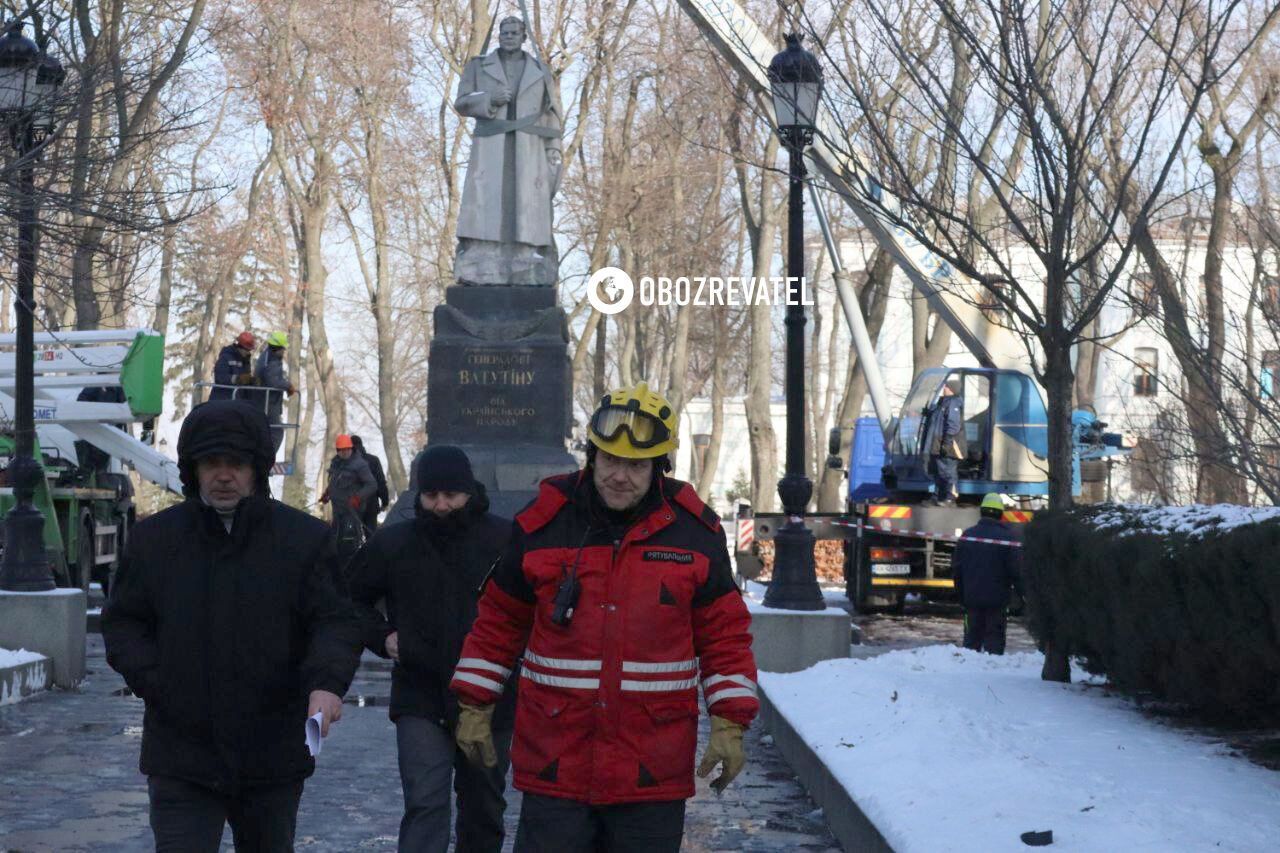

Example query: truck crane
[677,0,1132,609]
[0,329,181,593]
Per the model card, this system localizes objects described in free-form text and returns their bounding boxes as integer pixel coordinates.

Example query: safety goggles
[589,405,671,449]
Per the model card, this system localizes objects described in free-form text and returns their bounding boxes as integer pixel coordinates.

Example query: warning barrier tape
[831,518,1023,548]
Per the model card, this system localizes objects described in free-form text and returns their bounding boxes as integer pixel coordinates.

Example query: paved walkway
[0,635,838,852]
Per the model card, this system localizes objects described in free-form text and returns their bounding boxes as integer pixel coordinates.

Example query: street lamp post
[0,22,64,591]
[763,33,824,611]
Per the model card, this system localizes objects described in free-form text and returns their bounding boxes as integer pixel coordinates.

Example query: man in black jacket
[210,332,257,401]
[350,434,390,533]
[347,445,516,853]
[951,493,1023,654]
[102,400,363,852]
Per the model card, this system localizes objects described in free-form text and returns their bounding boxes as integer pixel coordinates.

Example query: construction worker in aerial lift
[210,332,256,401]
[254,331,296,458]
[952,493,1023,655]
[449,381,758,852]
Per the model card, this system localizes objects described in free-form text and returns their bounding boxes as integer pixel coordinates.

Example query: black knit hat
[417,445,475,494]
[177,400,274,498]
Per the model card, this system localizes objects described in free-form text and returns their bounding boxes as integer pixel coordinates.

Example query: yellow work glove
[455,701,497,768]
[697,715,746,793]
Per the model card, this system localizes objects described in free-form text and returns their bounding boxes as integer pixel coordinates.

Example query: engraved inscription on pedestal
[427,340,569,447]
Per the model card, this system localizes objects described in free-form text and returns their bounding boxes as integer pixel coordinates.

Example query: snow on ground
[0,647,43,669]
[762,647,1280,852]
[1091,503,1280,537]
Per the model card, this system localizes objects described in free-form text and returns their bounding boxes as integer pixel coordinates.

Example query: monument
[422,14,575,518]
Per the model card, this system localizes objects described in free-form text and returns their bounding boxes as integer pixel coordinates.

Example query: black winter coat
[102,495,363,793]
[951,517,1022,609]
[210,344,251,401]
[346,490,517,731]
[362,452,390,525]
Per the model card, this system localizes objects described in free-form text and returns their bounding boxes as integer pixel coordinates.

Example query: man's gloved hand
[319,489,330,505]
[697,715,746,793]
[235,372,255,385]
[456,701,497,768]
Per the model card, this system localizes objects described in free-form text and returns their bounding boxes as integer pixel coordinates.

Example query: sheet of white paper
[305,711,324,757]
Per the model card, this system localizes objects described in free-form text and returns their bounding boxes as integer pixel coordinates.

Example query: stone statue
[454,16,564,286]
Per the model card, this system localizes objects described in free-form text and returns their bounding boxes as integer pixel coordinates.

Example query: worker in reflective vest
[450,381,758,852]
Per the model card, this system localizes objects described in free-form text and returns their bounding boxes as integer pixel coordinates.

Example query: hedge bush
[1022,504,1280,720]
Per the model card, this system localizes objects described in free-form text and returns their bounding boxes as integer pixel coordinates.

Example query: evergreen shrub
[1022,504,1280,720]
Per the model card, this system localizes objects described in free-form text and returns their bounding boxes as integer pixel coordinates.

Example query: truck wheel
[75,520,94,595]
[845,539,873,613]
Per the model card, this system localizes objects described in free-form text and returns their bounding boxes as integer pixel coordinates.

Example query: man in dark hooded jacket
[102,400,363,852]
[349,435,390,532]
[346,445,516,852]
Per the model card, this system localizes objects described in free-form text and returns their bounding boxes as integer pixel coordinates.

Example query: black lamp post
[763,33,824,611]
[0,22,63,592]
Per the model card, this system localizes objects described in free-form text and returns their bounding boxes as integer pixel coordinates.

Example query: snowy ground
[761,647,1280,852]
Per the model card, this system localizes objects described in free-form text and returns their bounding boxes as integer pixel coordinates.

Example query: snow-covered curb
[761,647,1280,852]
[0,647,49,706]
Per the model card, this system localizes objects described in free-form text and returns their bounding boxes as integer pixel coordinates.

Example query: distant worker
[450,382,759,851]
[210,332,256,401]
[952,493,1022,655]
[322,434,377,556]
[350,435,390,533]
[255,331,296,458]
[929,379,966,505]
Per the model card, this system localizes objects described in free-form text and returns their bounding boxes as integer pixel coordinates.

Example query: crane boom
[676,0,1031,372]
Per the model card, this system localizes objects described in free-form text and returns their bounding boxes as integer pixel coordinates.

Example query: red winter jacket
[450,471,758,805]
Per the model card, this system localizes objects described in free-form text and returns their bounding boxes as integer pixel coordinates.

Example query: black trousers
[148,775,304,852]
[513,793,685,853]
[963,606,1008,655]
[395,715,511,853]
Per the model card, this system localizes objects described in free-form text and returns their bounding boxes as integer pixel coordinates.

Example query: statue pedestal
[421,285,575,519]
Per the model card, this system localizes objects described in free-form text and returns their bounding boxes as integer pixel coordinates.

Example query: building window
[1130,270,1158,315]
[978,281,1005,322]
[1263,351,1280,400]
[1264,276,1280,320]
[1133,348,1159,397]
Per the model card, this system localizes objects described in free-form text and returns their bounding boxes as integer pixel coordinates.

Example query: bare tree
[802,0,1260,508]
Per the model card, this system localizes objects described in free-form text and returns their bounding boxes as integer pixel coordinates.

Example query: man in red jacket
[449,381,758,852]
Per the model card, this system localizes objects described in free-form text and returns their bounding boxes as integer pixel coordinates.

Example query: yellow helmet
[981,493,1005,512]
[588,381,678,460]
[266,331,288,348]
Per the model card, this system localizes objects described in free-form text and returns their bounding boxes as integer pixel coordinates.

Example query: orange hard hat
[335,434,353,450]
[236,331,256,349]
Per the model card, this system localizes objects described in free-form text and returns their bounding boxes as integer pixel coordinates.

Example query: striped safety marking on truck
[1002,510,1033,523]
[867,505,912,519]
[737,517,754,552]
[834,519,1024,548]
